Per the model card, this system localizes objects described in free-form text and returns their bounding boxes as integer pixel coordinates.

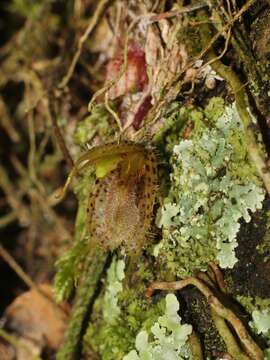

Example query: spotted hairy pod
[59,141,158,254]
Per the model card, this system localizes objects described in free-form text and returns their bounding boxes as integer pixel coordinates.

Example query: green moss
[10,0,44,19]
[236,295,270,315]
[203,97,225,123]
[82,252,168,359]
[54,166,96,302]
[74,104,117,147]
[54,232,89,302]
[177,19,202,57]
[84,318,134,360]
[153,103,190,154]
[83,288,166,360]
[57,249,107,360]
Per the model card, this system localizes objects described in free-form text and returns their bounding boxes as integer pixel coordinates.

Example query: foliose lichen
[156,100,265,276]
[249,308,270,357]
[103,257,125,324]
[123,294,192,360]
[249,309,270,336]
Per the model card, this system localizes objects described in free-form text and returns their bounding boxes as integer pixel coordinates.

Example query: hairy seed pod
[59,141,158,254]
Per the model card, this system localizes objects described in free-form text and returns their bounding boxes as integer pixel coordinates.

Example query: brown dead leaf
[3,284,69,354]
[0,339,15,360]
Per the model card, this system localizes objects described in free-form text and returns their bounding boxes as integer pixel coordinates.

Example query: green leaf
[95,154,122,178]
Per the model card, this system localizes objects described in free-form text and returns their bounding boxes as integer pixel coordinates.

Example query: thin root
[208,261,227,294]
[145,277,263,360]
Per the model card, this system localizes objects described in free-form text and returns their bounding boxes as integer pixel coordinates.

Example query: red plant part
[132,95,152,130]
[106,41,148,100]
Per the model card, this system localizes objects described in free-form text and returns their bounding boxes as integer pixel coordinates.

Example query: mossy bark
[56,1,270,358]
[1,0,267,359]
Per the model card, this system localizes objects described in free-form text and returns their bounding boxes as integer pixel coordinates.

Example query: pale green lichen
[54,233,88,302]
[123,294,192,360]
[249,309,270,357]
[249,309,270,336]
[157,102,265,275]
[103,257,125,324]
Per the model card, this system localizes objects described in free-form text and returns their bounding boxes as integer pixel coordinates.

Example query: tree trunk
[1,1,270,359]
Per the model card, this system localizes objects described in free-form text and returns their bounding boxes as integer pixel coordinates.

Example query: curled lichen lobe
[86,142,158,253]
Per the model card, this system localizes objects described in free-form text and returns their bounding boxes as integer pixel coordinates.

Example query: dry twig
[48,93,74,168]
[59,0,112,89]
[0,245,66,316]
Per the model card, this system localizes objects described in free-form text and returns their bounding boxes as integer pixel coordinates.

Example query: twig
[146,277,264,360]
[211,309,250,360]
[47,93,74,168]
[28,189,73,242]
[59,0,112,89]
[198,26,231,75]
[88,28,129,112]
[0,97,20,143]
[26,105,45,195]
[196,271,217,288]
[104,92,123,131]
[73,0,83,20]
[26,96,37,185]
[189,0,255,68]
[134,0,256,140]
[10,155,28,178]
[0,165,29,225]
[0,212,17,228]
[188,332,204,360]
[0,245,41,291]
[125,2,208,28]
[149,2,208,22]
[208,261,227,294]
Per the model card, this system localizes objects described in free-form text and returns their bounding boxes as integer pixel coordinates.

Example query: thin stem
[188,331,204,360]
[0,245,66,316]
[211,309,250,360]
[0,212,17,228]
[59,0,112,89]
[48,93,74,168]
